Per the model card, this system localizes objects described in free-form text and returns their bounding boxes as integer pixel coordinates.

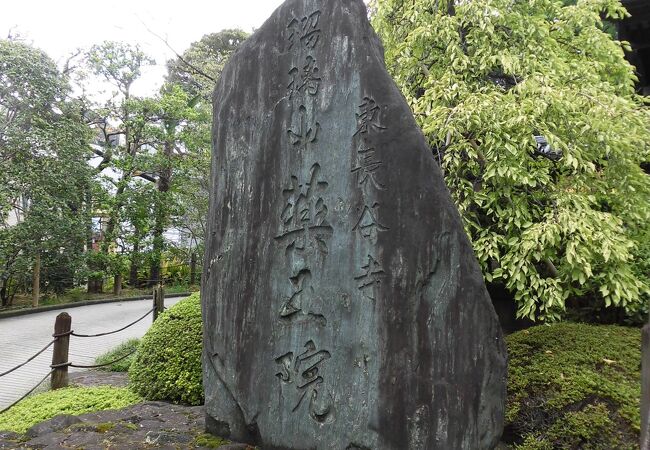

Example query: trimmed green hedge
[128,293,203,405]
[0,387,141,433]
[505,322,640,449]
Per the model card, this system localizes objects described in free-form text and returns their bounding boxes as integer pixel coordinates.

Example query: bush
[94,338,140,372]
[0,387,141,433]
[128,293,203,405]
[505,322,640,449]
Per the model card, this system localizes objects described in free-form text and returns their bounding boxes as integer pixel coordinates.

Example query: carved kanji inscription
[288,56,321,98]
[287,10,322,51]
[354,96,386,136]
[275,163,332,255]
[355,254,385,300]
[351,144,386,190]
[288,105,320,150]
[275,340,333,423]
[353,202,389,243]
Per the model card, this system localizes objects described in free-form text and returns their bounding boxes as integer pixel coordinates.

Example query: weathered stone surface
[201,0,508,448]
[0,401,250,449]
[25,414,83,438]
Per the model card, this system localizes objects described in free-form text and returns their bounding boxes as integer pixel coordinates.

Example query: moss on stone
[94,421,116,433]
[505,322,640,449]
[0,387,141,434]
[193,433,229,448]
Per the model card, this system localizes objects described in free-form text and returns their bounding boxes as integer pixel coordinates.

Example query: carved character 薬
[286,10,321,51]
[275,340,333,422]
[275,163,333,255]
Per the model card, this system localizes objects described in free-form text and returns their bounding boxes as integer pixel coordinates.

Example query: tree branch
[139,20,216,83]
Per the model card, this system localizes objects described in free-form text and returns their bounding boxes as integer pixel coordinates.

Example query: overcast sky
[1,0,287,95]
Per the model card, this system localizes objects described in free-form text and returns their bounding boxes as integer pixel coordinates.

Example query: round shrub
[505,322,640,449]
[128,293,203,405]
[0,387,141,434]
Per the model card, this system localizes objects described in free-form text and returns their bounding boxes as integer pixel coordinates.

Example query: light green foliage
[86,41,155,95]
[372,0,650,320]
[129,293,203,405]
[506,323,640,449]
[0,387,141,434]
[94,338,140,372]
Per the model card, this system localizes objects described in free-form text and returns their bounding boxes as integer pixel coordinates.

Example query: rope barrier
[50,362,72,369]
[52,330,73,338]
[0,369,55,415]
[0,298,161,414]
[68,348,137,369]
[0,339,57,378]
[70,307,154,338]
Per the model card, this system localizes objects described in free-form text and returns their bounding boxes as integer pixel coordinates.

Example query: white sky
[1,0,286,96]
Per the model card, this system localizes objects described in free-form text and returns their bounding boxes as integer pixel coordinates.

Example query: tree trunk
[87,276,103,294]
[0,279,7,307]
[642,322,650,448]
[32,252,40,307]
[129,231,140,287]
[150,139,173,287]
[190,252,197,286]
[113,273,122,296]
[150,214,163,287]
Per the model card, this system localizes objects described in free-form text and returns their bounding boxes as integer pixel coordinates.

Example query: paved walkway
[0,296,184,410]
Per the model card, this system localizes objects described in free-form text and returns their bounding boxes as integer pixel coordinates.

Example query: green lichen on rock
[193,433,229,448]
[0,387,141,434]
[129,293,203,405]
[505,322,640,449]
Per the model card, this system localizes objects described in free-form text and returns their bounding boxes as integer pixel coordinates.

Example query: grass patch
[94,338,140,372]
[0,387,142,434]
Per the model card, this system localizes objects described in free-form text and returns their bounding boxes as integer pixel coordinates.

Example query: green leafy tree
[0,39,93,305]
[83,41,156,292]
[163,30,248,273]
[136,84,200,286]
[372,0,650,320]
[166,29,248,102]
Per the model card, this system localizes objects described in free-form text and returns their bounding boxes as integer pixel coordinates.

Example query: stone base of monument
[201,0,508,448]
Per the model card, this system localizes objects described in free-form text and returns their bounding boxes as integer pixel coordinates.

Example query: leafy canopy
[0,39,93,300]
[372,0,650,320]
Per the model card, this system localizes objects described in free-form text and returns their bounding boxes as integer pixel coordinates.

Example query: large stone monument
[201,0,508,448]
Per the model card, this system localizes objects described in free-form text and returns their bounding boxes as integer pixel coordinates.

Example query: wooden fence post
[51,312,71,390]
[153,284,165,322]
